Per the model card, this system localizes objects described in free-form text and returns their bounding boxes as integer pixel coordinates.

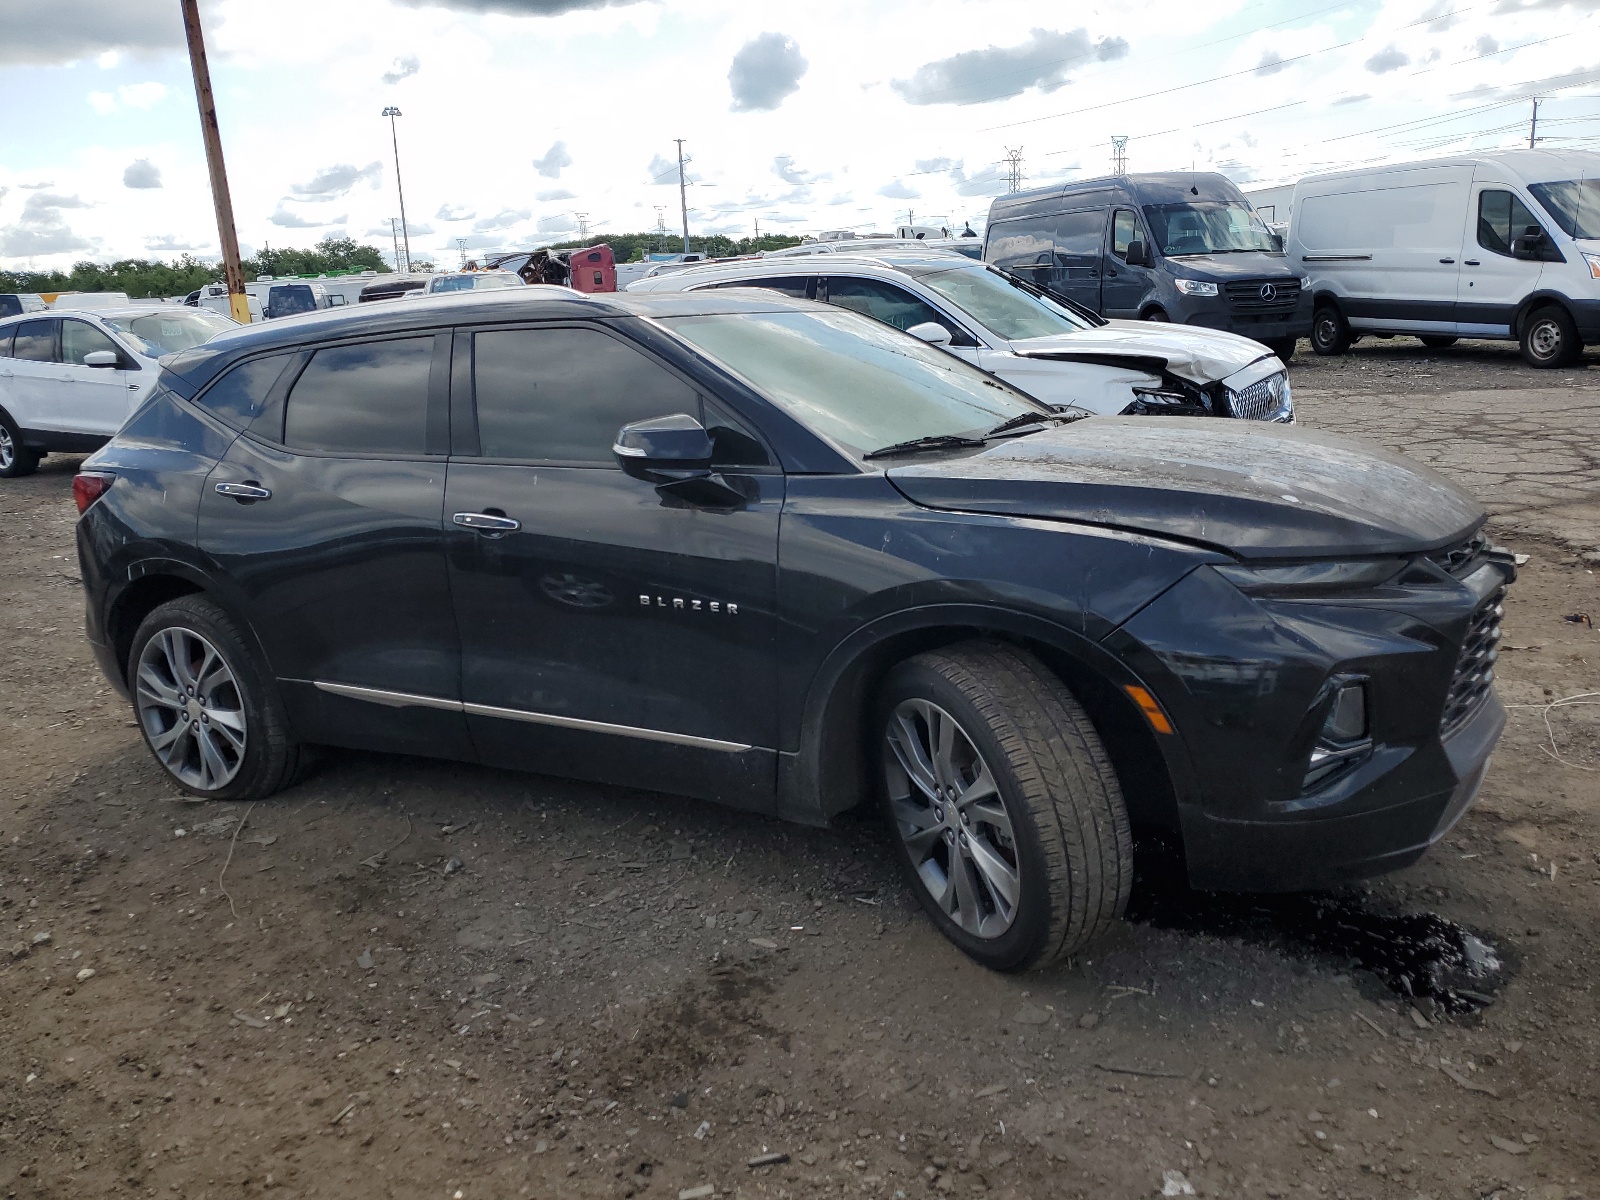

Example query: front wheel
[1310,305,1352,356]
[0,413,40,478]
[1419,335,1457,349]
[1141,308,1170,322]
[129,596,310,800]
[877,643,1132,972]
[1520,305,1580,368]
[1265,336,1297,362]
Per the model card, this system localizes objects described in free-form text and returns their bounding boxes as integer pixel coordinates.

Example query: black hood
[886,418,1484,560]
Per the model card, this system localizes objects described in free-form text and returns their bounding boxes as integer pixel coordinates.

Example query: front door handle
[1464,259,1481,267]
[215,481,272,502]
[453,511,521,532]
[1439,257,1456,264]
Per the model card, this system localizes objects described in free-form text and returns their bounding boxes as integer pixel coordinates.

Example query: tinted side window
[824,278,947,333]
[985,217,1053,267]
[473,327,699,466]
[1054,209,1106,267]
[707,276,812,298]
[284,337,434,455]
[0,297,21,319]
[61,319,122,365]
[194,354,292,427]
[0,327,12,357]
[12,320,56,363]
[1477,190,1542,257]
[1112,209,1138,258]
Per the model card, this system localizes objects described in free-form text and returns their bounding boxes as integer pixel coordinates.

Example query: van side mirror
[1511,226,1547,259]
[83,350,121,369]
[1125,239,1152,267]
[1270,232,1285,252]
[906,321,953,346]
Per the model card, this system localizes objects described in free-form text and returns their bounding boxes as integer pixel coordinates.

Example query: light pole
[382,106,412,272]
[675,138,690,256]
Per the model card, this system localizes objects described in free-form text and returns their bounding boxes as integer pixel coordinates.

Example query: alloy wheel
[883,698,1021,939]
[135,626,248,790]
[0,425,13,471]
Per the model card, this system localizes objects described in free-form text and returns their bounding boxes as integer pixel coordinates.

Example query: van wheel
[128,596,312,801]
[877,642,1132,972]
[1141,308,1170,322]
[1520,305,1580,368]
[1311,305,1352,355]
[1419,336,1458,349]
[1265,337,1297,362]
[0,413,40,478]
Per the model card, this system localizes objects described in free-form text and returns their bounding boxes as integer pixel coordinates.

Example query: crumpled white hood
[1008,319,1276,385]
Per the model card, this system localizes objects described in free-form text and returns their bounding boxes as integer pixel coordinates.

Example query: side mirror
[1125,239,1152,267]
[83,350,120,368]
[613,412,714,484]
[906,320,953,346]
[1270,232,1285,252]
[1511,226,1547,259]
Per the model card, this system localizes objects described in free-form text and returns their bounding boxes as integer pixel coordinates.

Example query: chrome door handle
[215,481,272,501]
[453,511,521,532]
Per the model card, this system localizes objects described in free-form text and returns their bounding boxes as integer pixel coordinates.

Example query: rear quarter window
[192,354,294,428]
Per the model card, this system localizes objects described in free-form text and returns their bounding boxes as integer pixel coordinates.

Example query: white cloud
[383,54,421,84]
[474,208,532,230]
[1365,45,1410,74]
[532,141,572,178]
[290,163,384,200]
[436,203,477,221]
[397,0,647,14]
[118,82,167,109]
[269,205,344,228]
[123,159,163,188]
[878,179,919,199]
[0,192,96,257]
[893,28,1128,106]
[728,32,807,112]
[145,234,207,253]
[0,0,208,67]
[537,188,576,201]
[87,91,117,116]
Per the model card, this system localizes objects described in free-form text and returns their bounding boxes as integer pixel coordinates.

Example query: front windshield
[916,265,1095,341]
[1529,179,1600,239]
[433,275,474,292]
[473,273,523,290]
[1142,201,1278,255]
[659,309,1048,457]
[104,310,237,356]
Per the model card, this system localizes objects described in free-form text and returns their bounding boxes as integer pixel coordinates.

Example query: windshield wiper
[984,409,1092,438]
[863,433,988,460]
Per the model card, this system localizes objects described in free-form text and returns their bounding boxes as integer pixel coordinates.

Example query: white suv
[0,305,236,478]
[628,250,1292,420]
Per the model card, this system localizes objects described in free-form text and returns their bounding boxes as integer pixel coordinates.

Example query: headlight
[1213,559,1405,595]
[1583,252,1600,280]
[1174,278,1219,297]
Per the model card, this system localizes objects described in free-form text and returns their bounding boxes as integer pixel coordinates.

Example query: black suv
[76,289,1512,971]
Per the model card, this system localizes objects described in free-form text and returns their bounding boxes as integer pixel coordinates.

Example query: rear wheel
[1141,308,1170,322]
[877,642,1132,972]
[1520,305,1580,368]
[1311,305,1352,356]
[0,413,40,479]
[1419,335,1458,349]
[129,596,310,801]
[1265,336,1297,362]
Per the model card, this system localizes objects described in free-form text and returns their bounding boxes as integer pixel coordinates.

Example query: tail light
[73,471,116,514]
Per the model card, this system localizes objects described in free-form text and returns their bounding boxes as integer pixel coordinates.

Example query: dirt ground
[1,335,1597,1200]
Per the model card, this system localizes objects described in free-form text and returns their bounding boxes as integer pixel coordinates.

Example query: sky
[3,0,1600,272]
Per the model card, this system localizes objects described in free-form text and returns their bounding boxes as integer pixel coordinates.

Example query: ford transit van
[1290,149,1600,367]
[983,172,1311,359]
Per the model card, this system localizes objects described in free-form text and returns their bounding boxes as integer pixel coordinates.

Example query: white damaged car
[627,249,1293,421]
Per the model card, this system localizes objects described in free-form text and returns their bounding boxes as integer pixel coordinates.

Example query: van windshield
[1142,202,1278,256]
[914,265,1097,340]
[1528,179,1600,239]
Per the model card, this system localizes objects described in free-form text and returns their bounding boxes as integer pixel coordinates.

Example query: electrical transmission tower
[1111,136,1129,175]
[456,238,467,268]
[1003,147,1024,193]
[576,212,590,241]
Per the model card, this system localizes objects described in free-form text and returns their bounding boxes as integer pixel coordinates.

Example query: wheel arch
[104,560,272,688]
[777,605,1191,854]
[1311,290,1344,313]
[1137,303,1169,321]
[1512,290,1579,340]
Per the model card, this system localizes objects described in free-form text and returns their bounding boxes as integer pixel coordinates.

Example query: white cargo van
[1290,149,1600,367]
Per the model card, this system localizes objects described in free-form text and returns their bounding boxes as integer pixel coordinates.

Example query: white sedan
[0,305,237,478]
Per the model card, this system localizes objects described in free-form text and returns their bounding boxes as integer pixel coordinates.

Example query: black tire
[0,411,40,479]
[1419,335,1458,349]
[1141,308,1170,322]
[876,642,1132,972]
[1520,305,1580,368]
[128,595,310,801]
[1310,304,1352,356]
[1266,336,1297,362]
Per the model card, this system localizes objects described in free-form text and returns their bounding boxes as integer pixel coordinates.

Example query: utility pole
[1003,147,1024,194]
[1111,136,1129,175]
[675,138,690,255]
[1529,97,1541,148]
[382,107,412,272]
[180,0,249,323]
[754,216,760,242]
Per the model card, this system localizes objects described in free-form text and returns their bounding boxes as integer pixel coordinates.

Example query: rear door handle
[215,481,272,502]
[1464,259,1481,267]
[1439,257,1455,264]
[453,511,521,532]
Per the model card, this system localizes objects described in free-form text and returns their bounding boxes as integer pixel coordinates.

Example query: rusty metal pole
[181,0,250,324]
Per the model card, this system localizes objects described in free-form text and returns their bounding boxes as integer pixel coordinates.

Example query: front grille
[1428,532,1491,577]
[1227,374,1291,421]
[1224,279,1302,310]
[1442,588,1504,732]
